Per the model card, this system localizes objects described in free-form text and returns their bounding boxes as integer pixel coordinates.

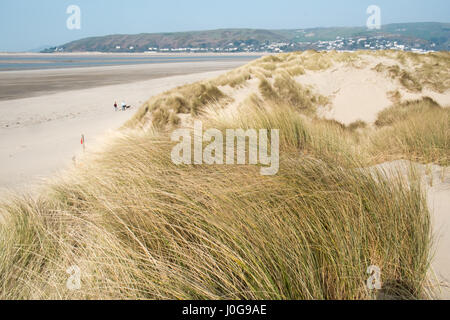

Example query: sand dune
[295,55,450,125]
[204,53,450,298]
[368,160,450,299]
[0,51,448,300]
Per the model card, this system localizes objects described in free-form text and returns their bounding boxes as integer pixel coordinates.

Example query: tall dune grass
[373,63,422,92]
[370,51,450,93]
[371,99,449,166]
[128,82,229,128]
[0,110,431,299]
[0,50,443,300]
[375,97,441,127]
[258,75,327,116]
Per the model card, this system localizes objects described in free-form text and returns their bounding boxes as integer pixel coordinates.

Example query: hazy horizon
[1,0,449,52]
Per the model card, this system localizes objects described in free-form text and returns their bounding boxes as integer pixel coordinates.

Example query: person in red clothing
[114,102,118,111]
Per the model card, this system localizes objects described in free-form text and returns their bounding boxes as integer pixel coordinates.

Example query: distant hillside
[57,29,290,52]
[47,22,450,53]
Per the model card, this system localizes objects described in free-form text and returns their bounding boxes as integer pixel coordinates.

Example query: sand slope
[1,52,448,299]
[295,55,450,125]
[210,54,450,299]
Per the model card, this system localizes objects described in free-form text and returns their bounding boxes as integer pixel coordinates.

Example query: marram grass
[0,105,431,300]
[1,50,445,300]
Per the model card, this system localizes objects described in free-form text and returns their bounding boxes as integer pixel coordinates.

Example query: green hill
[51,22,450,53]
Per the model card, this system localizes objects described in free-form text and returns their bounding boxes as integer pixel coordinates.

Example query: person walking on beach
[121,101,126,111]
[114,102,118,111]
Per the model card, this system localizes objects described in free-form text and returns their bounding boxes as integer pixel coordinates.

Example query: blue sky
[0,0,449,52]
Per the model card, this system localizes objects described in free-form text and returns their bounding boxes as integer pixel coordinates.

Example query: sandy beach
[0,59,252,193]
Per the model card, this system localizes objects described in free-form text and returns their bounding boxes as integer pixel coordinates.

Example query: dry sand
[293,56,450,299]
[296,54,450,125]
[294,55,449,298]
[214,56,450,299]
[0,62,248,194]
[1,53,448,299]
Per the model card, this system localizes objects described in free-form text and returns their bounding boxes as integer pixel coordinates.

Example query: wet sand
[0,59,255,101]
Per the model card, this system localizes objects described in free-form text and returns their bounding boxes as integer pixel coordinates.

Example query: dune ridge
[0,50,449,299]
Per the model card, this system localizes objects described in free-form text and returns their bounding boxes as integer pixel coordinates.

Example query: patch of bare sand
[295,54,450,125]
